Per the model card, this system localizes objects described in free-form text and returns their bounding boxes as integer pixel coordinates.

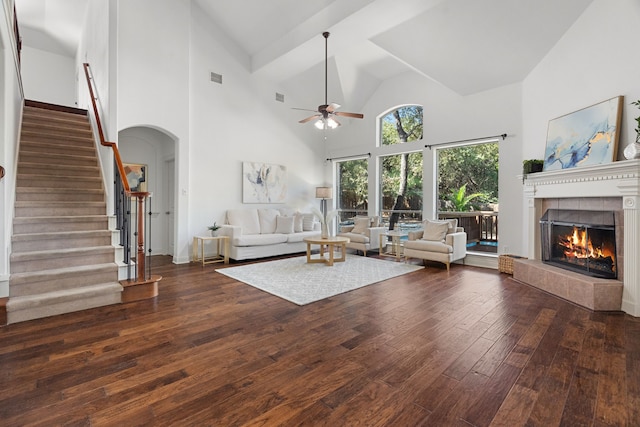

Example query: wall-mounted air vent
[210,72,222,84]
[275,92,285,103]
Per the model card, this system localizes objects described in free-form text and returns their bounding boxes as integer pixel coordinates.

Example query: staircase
[7,101,122,324]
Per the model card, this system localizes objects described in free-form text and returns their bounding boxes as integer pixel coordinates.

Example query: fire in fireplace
[540,209,617,279]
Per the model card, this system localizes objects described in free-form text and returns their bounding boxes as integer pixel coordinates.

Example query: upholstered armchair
[404,219,467,271]
[337,216,386,256]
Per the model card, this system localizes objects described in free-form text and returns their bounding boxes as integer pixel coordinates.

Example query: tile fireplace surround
[520,159,640,317]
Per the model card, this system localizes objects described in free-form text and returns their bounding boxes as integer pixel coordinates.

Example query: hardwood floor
[1,254,639,426]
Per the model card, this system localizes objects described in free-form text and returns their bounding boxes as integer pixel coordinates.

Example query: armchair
[337,216,385,256]
[404,219,467,271]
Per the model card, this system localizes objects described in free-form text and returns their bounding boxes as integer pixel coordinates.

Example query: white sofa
[217,208,321,261]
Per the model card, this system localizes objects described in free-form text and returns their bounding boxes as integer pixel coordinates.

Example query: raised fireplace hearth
[540,209,617,279]
[521,159,640,316]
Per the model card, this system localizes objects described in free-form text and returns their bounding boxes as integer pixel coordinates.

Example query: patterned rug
[216,255,423,305]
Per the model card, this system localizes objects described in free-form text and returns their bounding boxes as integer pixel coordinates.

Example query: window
[336,158,368,225]
[380,151,423,230]
[380,105,423,146]
[436,141,499,253]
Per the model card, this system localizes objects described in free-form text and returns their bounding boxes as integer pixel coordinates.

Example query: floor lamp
[315,186,332,219]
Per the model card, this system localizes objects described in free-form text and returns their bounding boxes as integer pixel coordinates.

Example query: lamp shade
[315,186,332,199]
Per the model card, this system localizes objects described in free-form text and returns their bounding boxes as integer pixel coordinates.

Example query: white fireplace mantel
[523,159,640,316]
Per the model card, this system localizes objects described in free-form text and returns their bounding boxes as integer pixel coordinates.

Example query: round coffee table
[303,236,350,266]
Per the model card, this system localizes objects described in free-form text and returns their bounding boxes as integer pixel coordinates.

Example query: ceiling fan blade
[334,111,364,119]
[291,107,318,112]
[299,114,321,124]
[326,103,341,113]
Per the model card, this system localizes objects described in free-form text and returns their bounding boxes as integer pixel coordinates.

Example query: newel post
[135,194,146,281]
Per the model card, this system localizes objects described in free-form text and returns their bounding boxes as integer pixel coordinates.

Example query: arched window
[379,105,423,146]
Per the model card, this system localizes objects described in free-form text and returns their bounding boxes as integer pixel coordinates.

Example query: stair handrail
[82,62,151,282]
[82,63,130,194]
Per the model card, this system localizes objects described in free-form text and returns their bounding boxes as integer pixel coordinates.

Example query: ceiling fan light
[326,117,338,129]
[314,119,325,130]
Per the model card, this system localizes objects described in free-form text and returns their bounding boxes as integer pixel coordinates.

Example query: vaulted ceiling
[15,0,595,111]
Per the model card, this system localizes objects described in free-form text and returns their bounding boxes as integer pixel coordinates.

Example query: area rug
[216,255,423,305]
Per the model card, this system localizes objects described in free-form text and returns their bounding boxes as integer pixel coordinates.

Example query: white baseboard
[0,275,8,298]
[458,253,498,270]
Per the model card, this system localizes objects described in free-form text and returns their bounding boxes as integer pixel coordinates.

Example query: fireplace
[540,209,617,279]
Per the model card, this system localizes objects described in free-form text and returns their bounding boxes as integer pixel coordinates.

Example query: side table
[379,230,407,259]
[192,235,229,266]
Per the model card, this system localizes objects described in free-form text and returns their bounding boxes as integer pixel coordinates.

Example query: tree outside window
[379,105,424,230]
[380,106,423,146]
[380,152,423,230]
[437,142,499,253]
[336,159,368,225]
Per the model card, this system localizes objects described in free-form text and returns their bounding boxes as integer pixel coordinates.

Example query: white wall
[116,0,191,262]
[326,72,523,256]
[523,0,640,160]
[113,1,325,263]
[20,46,75,106]
[188,2,326,247]
[0,0,24,297]
[77,0,117,213]
[522,0,640,251]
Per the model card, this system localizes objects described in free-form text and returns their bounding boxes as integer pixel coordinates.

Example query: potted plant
[522,159,544,182]
[208,222,221,237]
[624,99,640,159]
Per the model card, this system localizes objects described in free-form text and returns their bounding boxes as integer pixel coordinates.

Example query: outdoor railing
[438,211,499,244]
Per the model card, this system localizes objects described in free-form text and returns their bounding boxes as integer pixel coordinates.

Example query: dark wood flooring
[1,254,639,426]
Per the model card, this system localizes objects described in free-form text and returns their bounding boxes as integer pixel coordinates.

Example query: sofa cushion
[422,219,450,241]
[405,239,453,253]
[286,230,320,243]
[227,209,260,235]
[234,233,288,247]
[351,217,370,234]
[258,209,280,234]
[293,213,304,232]
[278,207,297,217]
[339,232,370,244]
[302,213,317,231]
[275,215,294,234]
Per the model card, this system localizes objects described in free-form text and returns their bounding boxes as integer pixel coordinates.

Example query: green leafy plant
[208,222,221,232]
[447,184,485,212]
[522,159,544,175]
[632,99,640,143]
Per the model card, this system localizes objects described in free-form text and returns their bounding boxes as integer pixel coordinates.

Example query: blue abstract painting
[543,96,622,171]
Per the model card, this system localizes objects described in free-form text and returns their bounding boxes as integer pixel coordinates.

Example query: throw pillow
[351,217,370,234]
[293,213,304,233]
[302,213,317,231]
[422,219,450,241]
[275,215,294,234]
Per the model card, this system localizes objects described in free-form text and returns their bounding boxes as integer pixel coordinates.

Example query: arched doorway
[118,126,177,259]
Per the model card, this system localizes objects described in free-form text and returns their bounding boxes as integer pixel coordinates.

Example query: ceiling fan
[295,32,364,129]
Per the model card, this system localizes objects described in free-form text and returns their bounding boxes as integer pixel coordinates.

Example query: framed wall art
[543,96,623,171]
[123,163,147,192]
[242,162,287,203]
